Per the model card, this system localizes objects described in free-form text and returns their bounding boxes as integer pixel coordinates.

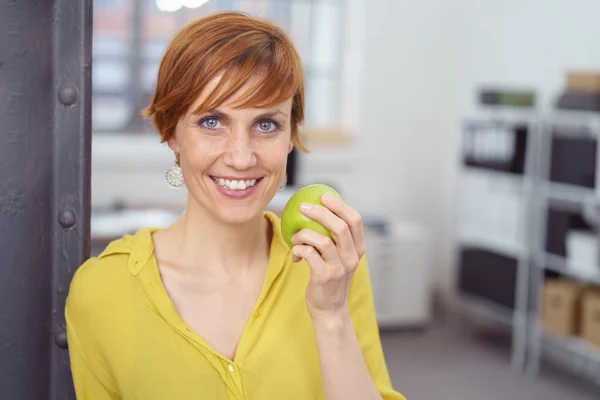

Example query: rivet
[55,330,68,349]
[59,209,77,228]
[58,86,78,106]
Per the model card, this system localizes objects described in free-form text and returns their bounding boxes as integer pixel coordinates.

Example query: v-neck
[137,211,290,365]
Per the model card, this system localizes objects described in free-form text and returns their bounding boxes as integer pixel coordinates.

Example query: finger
[292,245,328,275]
[291,228,342,267]
[299,203,358,265]
[319,195,366,258]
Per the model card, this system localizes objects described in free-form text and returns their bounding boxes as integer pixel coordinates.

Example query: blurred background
[90,0,600,398]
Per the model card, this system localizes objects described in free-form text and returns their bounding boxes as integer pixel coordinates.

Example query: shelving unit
[526,111,600,381]
[456,105,600,382]
[455,106,540,372]
[536,252,600,285]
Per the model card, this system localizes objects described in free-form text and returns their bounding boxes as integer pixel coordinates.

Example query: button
[228,364,235,372]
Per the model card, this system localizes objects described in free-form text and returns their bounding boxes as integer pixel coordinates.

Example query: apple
[280,184,342,248]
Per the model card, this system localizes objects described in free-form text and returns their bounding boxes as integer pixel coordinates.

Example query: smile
[210,176,263,191]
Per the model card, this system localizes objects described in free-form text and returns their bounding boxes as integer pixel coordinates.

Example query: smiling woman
[65,10,405,400]
[142,10,306,224]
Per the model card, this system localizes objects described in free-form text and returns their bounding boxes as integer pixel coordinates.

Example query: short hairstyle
[142,11,307,152]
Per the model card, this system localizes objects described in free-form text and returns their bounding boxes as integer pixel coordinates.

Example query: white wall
[333,0,600,302]
[332,0,466,300]
[458,0,600,113]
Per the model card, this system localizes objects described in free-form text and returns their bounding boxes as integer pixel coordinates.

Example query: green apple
[280,184,342,248]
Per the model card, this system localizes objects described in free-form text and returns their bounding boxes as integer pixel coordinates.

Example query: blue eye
[257,120,279,133]
[199,117,220,130]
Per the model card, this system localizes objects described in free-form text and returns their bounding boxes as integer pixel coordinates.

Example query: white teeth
[213,177,259,190]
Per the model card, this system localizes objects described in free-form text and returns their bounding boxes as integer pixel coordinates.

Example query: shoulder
[66,228,157,317]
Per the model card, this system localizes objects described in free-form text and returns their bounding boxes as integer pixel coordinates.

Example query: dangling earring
[165,153,185,189]
[279,174,287,191]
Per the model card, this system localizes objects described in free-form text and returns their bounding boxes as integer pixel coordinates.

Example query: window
[92,0,345,134]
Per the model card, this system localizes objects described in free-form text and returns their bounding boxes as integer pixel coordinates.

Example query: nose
[223,129,257,171]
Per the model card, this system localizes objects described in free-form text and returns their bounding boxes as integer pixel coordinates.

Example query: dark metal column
[0,1,92,399]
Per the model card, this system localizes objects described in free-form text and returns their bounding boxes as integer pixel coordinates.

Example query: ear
[288,140,294,154]
[167,134,179,154]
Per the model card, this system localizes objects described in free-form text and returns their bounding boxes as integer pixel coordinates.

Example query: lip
[210,176,263,200]
[210,175,263,181]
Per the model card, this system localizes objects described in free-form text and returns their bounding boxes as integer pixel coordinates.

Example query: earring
[279,174,287,191]
[165,153,185,189]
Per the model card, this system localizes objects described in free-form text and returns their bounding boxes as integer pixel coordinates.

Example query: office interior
[88,1,600,399]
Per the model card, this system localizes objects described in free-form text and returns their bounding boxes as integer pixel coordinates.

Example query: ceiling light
[155,0,183,12]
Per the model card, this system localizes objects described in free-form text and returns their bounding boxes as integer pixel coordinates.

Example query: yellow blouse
[65,211,405,400]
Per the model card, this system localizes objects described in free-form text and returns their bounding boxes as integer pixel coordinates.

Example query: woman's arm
[65,261,121,400]
[66,314,120,400]
[291,195,405,400]
[311,307,383,400]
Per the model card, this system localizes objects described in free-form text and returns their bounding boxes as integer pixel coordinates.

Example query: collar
[97,211,290,277]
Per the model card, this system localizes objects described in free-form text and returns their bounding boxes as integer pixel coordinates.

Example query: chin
[212,204,266,225]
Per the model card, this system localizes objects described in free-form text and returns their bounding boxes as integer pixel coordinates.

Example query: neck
[165,197,270,274]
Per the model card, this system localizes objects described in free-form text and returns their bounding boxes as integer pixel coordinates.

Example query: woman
[66,11,405,400]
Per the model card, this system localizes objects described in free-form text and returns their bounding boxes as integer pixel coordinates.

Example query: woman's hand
[290,193,366,322]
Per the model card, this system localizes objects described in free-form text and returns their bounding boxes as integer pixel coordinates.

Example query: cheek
[256,142,290,170]
[183,138,221,170]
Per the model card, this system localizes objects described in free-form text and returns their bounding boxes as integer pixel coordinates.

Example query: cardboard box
[566,71,600,93]
[541,279,585,337]
[581,289,600,348]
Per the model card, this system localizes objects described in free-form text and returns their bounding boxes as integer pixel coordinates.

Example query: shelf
[543,182,597,204]
[463,293,515,327]
[548,110,600,136]
[458,227,525,259]
[461,166,525,191]
[536,252,600,285]
[473,107,538,126]
[540,330,600,367]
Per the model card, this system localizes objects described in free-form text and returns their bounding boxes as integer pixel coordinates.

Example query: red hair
[142,11,307,152]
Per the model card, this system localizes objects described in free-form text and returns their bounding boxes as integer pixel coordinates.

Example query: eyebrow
[200,109,289,121]
[255,110,289,120]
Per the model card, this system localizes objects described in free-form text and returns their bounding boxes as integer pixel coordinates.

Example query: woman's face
[169,73,294,225]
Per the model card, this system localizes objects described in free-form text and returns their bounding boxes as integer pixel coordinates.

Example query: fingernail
[300,203,313,210]
[322,194,333,201]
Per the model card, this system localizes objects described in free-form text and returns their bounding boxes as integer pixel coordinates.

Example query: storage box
[581,289,600,348]
[566,71,600,93]
[566,229,600,278]
[541,279,585,337]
